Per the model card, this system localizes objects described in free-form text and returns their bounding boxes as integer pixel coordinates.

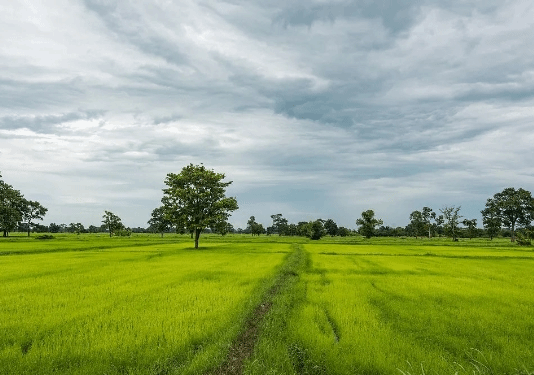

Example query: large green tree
[0,173,25,237]
[161,164,238,248]
[356,210,383,239]
[486,188,534,242]
[22,200,48,237]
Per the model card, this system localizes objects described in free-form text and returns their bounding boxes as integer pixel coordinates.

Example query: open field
[1,234,533,374]
[0,235,289,374]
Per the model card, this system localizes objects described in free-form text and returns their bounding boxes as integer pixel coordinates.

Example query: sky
[1,0,533,230]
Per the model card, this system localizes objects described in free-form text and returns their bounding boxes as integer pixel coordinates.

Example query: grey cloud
[152,114,183,125]
[272,0,423,33]
[82,0,189,67]
[0,110,105,134]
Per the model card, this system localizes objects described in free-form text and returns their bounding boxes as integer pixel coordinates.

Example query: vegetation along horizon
[1,165,534,374]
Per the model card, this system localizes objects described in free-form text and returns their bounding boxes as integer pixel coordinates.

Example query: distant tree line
[3,167,534,245]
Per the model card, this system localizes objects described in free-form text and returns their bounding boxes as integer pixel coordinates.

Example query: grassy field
[0,234,289,374]
[1,234,533,374]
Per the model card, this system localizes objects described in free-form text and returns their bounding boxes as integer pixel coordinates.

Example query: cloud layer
[1,0,533,229]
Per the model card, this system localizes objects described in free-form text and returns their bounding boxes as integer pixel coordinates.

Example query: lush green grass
[1,234,533,374]
[0,237,289,374]
[246,242,534,374]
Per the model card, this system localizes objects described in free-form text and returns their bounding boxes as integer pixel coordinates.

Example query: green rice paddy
[1,234,533,374]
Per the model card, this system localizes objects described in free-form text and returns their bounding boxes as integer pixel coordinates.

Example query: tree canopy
[486,187,534,242]
[1,173,47,237]
[102,211,124,237]
[161,164,238,248]
[356,210,383,239]
[440,206,462,241]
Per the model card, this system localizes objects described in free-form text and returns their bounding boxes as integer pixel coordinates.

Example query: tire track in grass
[207,244,305,375]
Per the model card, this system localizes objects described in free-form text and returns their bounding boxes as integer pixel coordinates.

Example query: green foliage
[323,219,338,237]
[0,175,25,237]
[481,199,502,240]
[356,209,383,239]
[21,200,48,237]
[486,187,534,242]
[161,164,238,248]
[270,213,289,236]
[147,206,172,236]
[102,210,124,237]
[303,219,326,240]
[440,206,462,241]
[408,210,426,238]
[247,216,265,236]
[462,218,478,239]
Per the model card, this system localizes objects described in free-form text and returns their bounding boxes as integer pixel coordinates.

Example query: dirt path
[206,245,303,375]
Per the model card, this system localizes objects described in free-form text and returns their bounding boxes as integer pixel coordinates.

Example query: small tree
[21,200,48,237]
[440,206,462,241]
[304,219,325,240]
[102,211,124,237]
[356,210,383,239]
[161,164,238,248]
[247,216,265,236]
[148,206,172,237]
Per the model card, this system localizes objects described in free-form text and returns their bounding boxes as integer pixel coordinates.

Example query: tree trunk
[511,223,515,242]
[161,232,164,238]
[194,228,200,249]
[27,222,31,237]
[3,230,7,237]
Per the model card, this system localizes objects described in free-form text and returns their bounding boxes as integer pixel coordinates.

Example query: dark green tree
[102,211,124,237]
[0,173,25,237]
[408,210,426,238]
[356,210,383,239]
[162,164,238,248]
[487,188,534,242]
[481,198,501,240]
[337,226,351,237]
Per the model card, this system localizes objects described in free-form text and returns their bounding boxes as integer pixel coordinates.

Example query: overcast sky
[1,0,533,229]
